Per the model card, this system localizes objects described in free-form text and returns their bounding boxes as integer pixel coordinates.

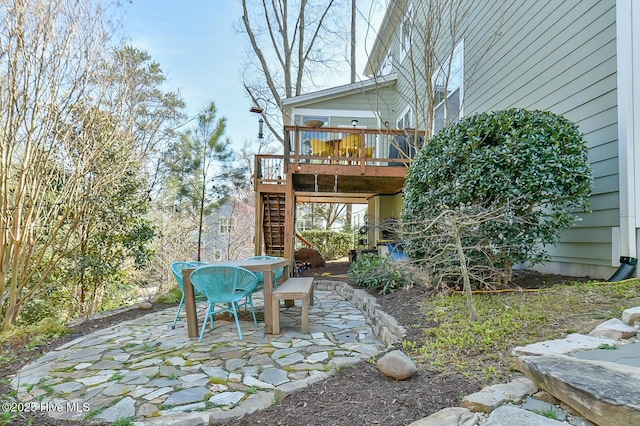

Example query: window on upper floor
[400,2,413,62]
[396,106,412,130]
[433,41,464,134]
[379,53,393,76]
[219,217,235,234]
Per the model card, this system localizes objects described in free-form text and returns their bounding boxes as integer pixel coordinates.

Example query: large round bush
[402,108,592,269]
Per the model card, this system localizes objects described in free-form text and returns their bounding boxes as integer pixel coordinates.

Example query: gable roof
[281,73,397,107]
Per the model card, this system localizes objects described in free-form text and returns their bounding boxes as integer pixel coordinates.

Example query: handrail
[296,233,313,249]
[254,154,286,189]
[283,125,425,174]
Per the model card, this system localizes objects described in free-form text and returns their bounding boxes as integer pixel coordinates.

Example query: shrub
[155,286,182,304]
[403,108,593,275]
[298,230,354,260]
[348,253,406,294]
[0,317,72,346]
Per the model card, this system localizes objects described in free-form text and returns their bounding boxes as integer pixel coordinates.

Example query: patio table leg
[182,269,199,338]
[263,268,274,334]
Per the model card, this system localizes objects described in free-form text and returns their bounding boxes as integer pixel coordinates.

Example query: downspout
[613,0,638,280]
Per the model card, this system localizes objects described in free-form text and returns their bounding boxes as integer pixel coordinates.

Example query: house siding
[290,86,397,127]
[462,0,618,272]
[285,0,621,276]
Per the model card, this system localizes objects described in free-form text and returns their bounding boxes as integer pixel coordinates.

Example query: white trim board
[616,0,639,259]
[292,108,378,119]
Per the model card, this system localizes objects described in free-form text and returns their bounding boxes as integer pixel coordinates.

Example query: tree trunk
[350,0,356,83]
[455,227,478,321]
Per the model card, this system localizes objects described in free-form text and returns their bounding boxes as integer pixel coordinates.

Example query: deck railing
[284,125,425,169]
[254,126,427,188]
[254,154,286,187]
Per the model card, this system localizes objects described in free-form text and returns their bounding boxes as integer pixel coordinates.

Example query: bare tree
[239,0,350,144]
[132,209,195,299]
[0,0,143,329]
[216,196,255,261]
[401,200,530,320]
[363,0,505,158]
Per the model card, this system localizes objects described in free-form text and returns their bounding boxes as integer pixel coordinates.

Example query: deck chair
[170,261,207,329]
[189,265,258,341]
[339,134,361,156]
[310,139,331,156]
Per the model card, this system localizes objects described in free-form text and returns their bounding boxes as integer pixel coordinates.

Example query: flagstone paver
[10,287,388,424]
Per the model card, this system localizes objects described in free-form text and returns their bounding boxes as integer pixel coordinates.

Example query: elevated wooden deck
[255,126,425,201]
[253,126,425,257]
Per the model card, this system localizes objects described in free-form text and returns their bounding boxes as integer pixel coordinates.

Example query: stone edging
[66,304,141,327]
[315,280,406,347]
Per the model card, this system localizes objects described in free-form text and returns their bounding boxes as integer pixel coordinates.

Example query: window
[400,2,414,61]
[379,53,393,76]
[220,217,234,234]
[214,249,222,261]
[433,41,464,134]
[396,106,412,130]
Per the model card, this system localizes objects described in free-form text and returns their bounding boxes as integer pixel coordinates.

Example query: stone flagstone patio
[10,283,395,425]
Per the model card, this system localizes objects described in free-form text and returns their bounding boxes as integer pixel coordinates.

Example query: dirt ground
[1,261,592,426]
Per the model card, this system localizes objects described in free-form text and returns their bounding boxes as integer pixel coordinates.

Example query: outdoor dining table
[181,257,291,338]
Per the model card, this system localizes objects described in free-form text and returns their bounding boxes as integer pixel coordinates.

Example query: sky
[120,1,257,148]
[120,1,384,150]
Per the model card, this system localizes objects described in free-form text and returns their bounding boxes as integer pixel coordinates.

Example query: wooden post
[182,268,199,338]
[283,170,296,309]
[254,190,263,256]
[283,175,296,263]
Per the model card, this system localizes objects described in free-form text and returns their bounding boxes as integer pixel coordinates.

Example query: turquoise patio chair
[189,265,258,342]
[170,261,207,329]
[247,255,285,287]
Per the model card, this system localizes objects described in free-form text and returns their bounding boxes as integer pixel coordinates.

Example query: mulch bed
[1,262,590,425]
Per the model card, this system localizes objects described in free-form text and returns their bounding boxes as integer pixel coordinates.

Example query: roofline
[281,73,397,107]
[364,0,407,77]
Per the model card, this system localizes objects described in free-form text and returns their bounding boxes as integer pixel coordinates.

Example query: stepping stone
[209,391,245,406]
[484,405,566,425]
[94,397,136,422]
[51,382,84,395]
[163,386,210,406]
[259,368,290,386]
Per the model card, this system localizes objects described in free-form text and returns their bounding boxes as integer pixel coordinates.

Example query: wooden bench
[271,277,314,334]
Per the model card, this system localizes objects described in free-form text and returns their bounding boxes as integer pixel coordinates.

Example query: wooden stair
[262,194,286,257]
